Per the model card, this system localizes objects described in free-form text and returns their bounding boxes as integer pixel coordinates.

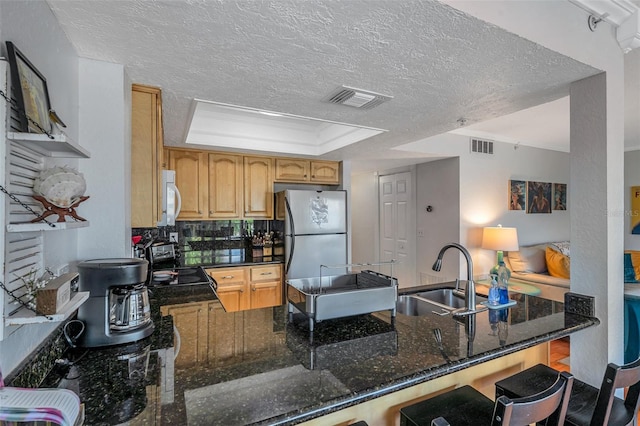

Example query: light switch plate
[169,232,179,243]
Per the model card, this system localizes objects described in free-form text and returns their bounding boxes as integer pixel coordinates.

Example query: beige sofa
[503,242,570,302]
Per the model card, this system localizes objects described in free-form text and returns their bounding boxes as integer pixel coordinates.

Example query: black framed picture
[5,41,52,133]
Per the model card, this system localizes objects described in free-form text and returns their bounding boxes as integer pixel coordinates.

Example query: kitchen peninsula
[42,284,597,426]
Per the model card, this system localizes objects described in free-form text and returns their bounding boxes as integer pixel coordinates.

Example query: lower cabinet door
[250,281,281,309]
[217,283,249,312]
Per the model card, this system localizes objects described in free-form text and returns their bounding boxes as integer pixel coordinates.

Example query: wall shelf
[5,291,89,326]
[7,132,91,158]
[6,221,89,233]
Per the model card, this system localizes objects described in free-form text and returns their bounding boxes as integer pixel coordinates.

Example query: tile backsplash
[133,219,284,265]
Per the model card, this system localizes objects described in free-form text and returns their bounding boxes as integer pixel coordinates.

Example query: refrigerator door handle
[285,196,295,276]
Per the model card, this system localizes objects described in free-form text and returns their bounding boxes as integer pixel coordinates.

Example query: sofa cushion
[546,246,570,279]
[550,241,570,257]
[507,244,548,274]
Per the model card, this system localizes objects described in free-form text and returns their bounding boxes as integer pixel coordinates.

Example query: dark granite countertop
[45,284,598,426]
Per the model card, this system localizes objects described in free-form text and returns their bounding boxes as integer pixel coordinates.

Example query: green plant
[15,268,47,310]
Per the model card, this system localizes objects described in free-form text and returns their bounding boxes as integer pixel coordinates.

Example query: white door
[379,172,416,288]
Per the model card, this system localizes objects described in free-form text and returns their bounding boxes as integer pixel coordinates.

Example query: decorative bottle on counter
[488,274,500,305]
[496,261,510,304]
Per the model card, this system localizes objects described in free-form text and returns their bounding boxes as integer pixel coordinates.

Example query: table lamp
[481,225,519,277]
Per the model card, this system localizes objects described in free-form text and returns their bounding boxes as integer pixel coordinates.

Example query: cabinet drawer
[207,267,247,286]
[250,265,281,282]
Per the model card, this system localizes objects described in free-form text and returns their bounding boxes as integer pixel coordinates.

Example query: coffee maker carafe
[77,258,154,347]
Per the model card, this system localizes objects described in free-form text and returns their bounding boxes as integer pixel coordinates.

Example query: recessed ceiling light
[185,99,387,156]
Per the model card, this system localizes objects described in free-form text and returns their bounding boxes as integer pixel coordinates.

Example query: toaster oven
[146,242,177,265]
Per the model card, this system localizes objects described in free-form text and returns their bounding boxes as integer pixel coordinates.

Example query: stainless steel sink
[415,289,471,309]
[396,295,439,316]
[396,288,488,316]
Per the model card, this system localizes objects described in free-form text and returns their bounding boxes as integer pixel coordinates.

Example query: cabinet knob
[303,174,307,178]
[240,288,244,293]
[198,210,202,214]
[311,175,315,178]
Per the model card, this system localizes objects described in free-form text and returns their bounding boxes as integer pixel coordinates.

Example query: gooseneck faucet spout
[432,243,477,313]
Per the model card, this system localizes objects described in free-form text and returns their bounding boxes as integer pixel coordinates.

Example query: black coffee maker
[76,258,154,347]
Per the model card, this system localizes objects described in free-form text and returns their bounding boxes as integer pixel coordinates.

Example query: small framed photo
[527,181,552,214]
[553,183,567,211]
[508,180,526,211]
[6,41,52,134]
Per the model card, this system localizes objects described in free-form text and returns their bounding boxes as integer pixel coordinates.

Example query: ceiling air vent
[470,137,494,155]
[325,85,392,109]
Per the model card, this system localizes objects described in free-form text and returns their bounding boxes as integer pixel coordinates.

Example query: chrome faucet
[432,243,477,313]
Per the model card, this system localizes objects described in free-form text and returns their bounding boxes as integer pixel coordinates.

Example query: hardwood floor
[550,337,570,372]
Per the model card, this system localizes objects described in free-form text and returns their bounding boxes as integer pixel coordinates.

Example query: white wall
[351,171,378,265]
[76,58,130,261]
[416,157,460,284]
[398,134,571,277]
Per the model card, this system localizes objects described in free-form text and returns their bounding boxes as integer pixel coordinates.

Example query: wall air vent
[325,85,392,109]
[470,137,494,155]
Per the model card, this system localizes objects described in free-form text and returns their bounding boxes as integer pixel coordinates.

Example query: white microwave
[158,170,182,226]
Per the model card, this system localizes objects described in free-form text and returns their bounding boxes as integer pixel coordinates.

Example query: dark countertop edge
[256,316,600,426]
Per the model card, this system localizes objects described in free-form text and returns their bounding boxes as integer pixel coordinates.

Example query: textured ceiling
[46,0,600,165]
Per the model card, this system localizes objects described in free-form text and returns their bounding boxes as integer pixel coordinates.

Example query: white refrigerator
[282,189,347,279]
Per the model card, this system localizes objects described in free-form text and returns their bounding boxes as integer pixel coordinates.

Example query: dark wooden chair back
[493,371,574,426]
[590,357,640,426]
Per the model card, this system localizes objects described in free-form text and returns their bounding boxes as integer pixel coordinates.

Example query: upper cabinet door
[310,161,340,184]
[243,156,273,219]
[131,84,163,227]
[208,153,242,218]
[169,149,207,219]
[274,158,309,182]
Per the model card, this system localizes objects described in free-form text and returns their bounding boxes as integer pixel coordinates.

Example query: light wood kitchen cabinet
[207,267,249,312]
[249,265,282,309]
[164,149,339,221]
[206,264,283,312]
[168,149,208,219]
[243,156,273,219]
[208,153,242,218]
[274,158,340,184]
[274,158,310,182]
[310,160,340,183]
[131,84,164,227]
[275,191,286,220]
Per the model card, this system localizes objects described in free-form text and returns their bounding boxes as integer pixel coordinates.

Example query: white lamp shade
[482,226,519,251]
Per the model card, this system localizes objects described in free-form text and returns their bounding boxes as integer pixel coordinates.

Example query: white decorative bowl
[33,166,86,208]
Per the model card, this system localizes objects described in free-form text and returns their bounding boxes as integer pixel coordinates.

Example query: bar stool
[494,358,640,426]
[399,371,573,426]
